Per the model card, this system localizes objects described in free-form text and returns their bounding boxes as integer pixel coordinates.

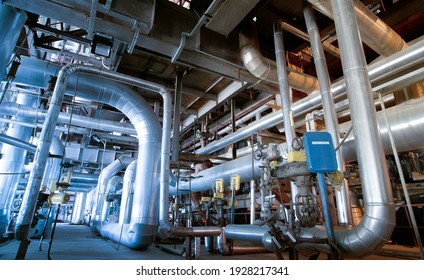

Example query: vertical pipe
[250,179,255,224]
[171,70,183,162]
[273,23,301,221]
[273,23,296,151]
[303,5,352,225]
[0,5,27,78]
[119,160,136,225]
[70,192,87,225]
[231,98,237,159]
[330,0,395,255]
[0,93,36,237]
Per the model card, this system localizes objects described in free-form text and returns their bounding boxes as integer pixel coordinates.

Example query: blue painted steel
[303,131,337,173]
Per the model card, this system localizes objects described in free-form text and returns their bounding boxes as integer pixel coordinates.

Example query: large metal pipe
[0,133,36,154]
[40,136,64,192]
[303,5,352,225]
[316,0,394,257]
[170,153,262,195]
[70,192,87,225]
[0,93,36,237]
[274,23,296,152]
[119,160,136,225]
[341,97,424,162]
[0,4,27,77]
[239,22,320,95]
[92,157,131,227]
[307,0,408,57]
[197,38,424,155]
[13,62,169,254]
[100,175,123,223]
[0,101,136,135]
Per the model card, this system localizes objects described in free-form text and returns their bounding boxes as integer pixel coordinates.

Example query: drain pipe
[0,5,27,77]
[303,5,352,226]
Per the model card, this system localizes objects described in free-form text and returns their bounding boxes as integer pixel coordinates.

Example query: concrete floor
[0,223,421,260]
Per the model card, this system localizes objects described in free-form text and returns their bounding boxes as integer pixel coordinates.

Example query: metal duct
[307,0,408,57]
[13,61,167,253]
[0,4,27,77]
[119,160,136,225]
[0,100,136,135]
[0,93,36,237]
[197,38,424,155]
[239,22,319,95]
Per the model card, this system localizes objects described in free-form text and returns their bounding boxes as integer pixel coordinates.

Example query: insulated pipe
[171,70,183,162]
[92,157,131,227]
[250,179,256,224]
[100,175,123,223]
[303,5,352,225]
[13,63,166,253]
[0,5,27,78]
[40,135,64,192]
[0,101,136,135]
[327,0,394,257]
[197,38,424,155]
[240,23,319,95]
[341,97,424,162]
[0,134,36,154]
[274,23,296,152]
[307,0,408,57]
[119,160,136,225]
[70,192,87,225]
[0,93,36,237]
[70,173,98,185]
[170,153,262,195]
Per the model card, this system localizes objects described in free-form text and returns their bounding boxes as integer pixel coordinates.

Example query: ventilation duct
[239,22,320,95]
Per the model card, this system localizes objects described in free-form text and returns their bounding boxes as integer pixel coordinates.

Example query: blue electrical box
[303,131,338,173]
